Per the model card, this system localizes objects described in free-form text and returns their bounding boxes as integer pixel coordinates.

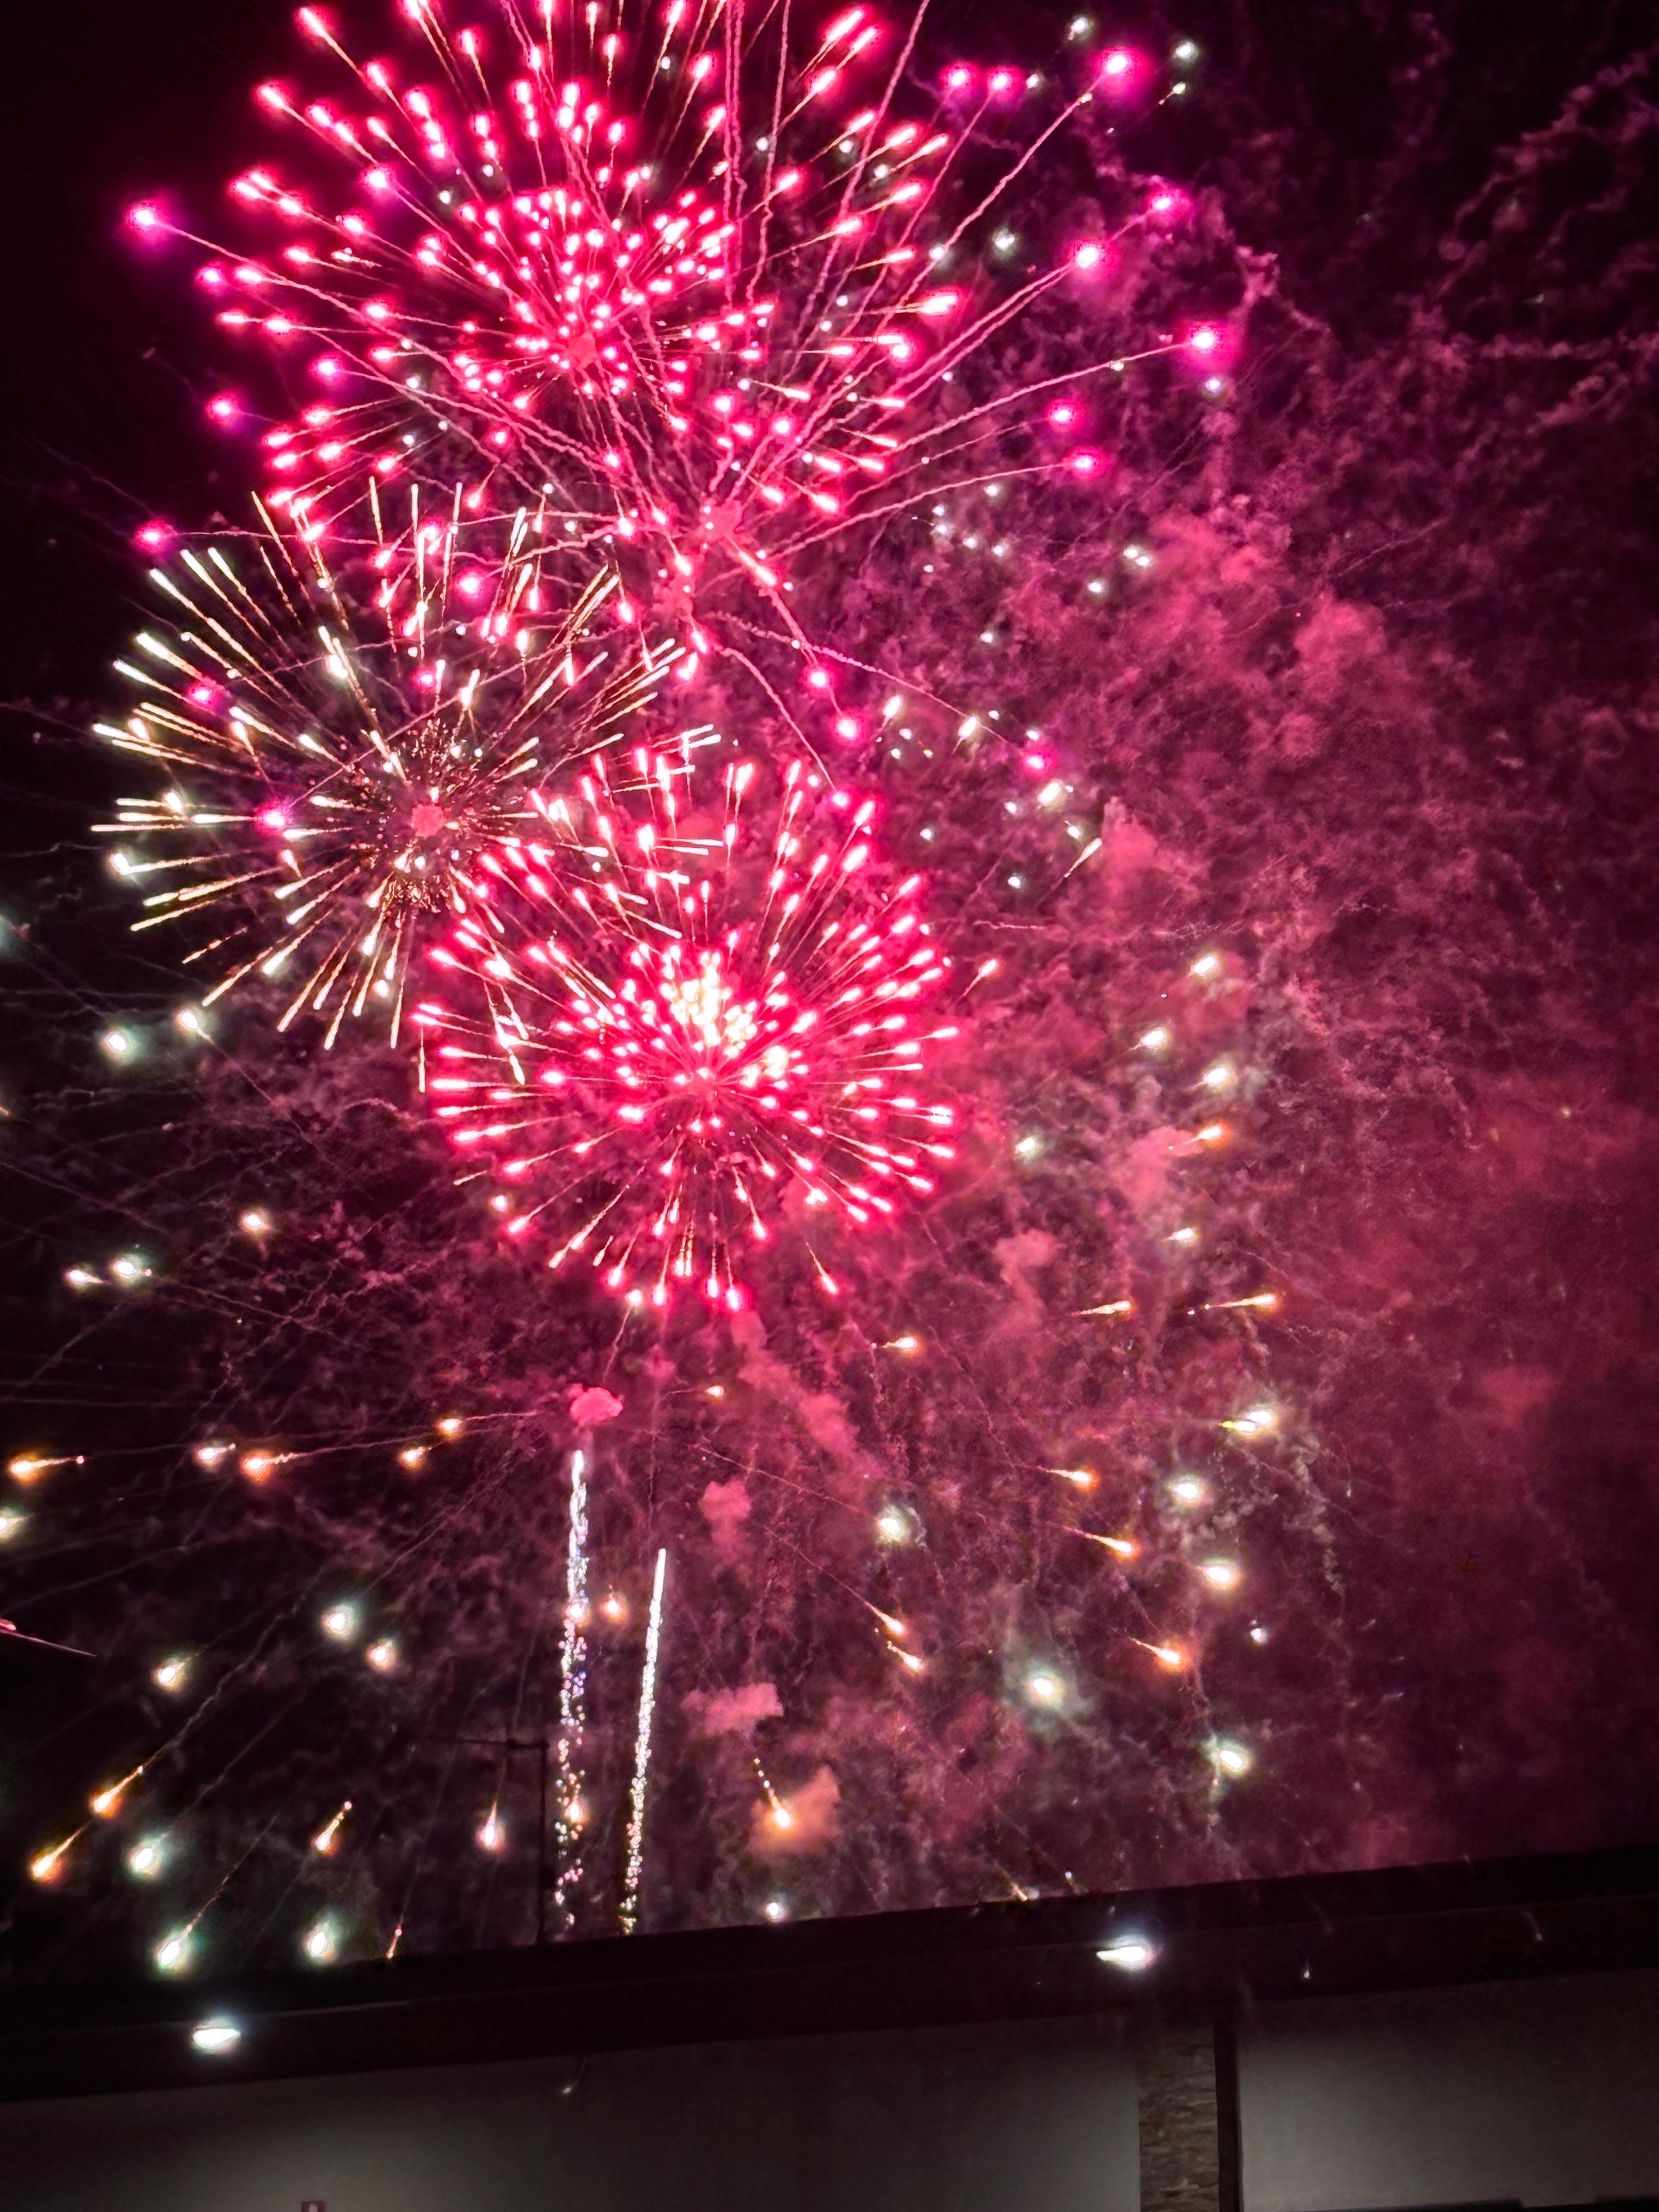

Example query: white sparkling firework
[621,1545,669,1933]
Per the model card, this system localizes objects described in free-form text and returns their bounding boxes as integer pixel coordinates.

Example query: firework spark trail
[552,1442,590,1925]
[97,503,678,1041]
[420,741,958,1310]
[621,1544,668,1933]
[133,0,1203,706]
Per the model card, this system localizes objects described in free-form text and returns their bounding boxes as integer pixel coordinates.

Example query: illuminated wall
[0,2016,1141,2212]
[1241,1970,1659,2211]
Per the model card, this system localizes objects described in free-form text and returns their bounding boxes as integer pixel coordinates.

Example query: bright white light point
[1169,1226,1199,1246]
[992,228,1017,254]
[1014,1135,1041,1160]
[321,1604,359,1643]
[100,1028,138,1062]
[1190,952,1223,980]
[303,1918,339,1963]
[1138,1025,1171,1052]
[1250,1624,1270,1645]
[153,1655,190,1691]
[764,1897,789,1923]
[239,1209,272,1238]
[110,1252,149,1285]
[1097,1936,1157,1971]
[477,1808,505,1852]
[1200,1060,1235,1090]
[1224,1403,1280,1438]
[191,2018,241,2054]
[128,1836,166,1878]
[1208,1737,1254,1779]
[1202,1557,1242,1592]
[1069,14,1092,34]
[0,1505,26,1542]
[174,1006,205,1035]
[155,1930,191,1973]
[366,1638,397,1672]
[1173,39,1199,62]
[1205,375,1226,394]
[1024,1667,1065,1707]
[874,1505,912,1545]
[1169,1475,1209,1509]
[1087,578,1106,596]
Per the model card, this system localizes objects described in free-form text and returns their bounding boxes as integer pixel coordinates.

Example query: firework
[552,1443,591,1923]
[621,1545,669,1934]
[134,2,1203,714]
[98,500,678,1041]
[419,742,957,1308]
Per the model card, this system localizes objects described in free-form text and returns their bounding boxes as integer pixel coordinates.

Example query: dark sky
[2,0,1658,1983]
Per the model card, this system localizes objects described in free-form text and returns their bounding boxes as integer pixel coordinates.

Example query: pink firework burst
[419,744,958,1308]
[140,2,1188,681]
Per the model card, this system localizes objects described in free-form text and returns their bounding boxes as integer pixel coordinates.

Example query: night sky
[3,0,1658,1984]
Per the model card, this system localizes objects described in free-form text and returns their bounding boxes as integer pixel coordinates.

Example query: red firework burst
[132,1,1197,685]
[418,743,957,1308]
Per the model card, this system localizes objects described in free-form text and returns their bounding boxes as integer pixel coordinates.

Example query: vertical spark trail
[552,1444,589,1927]
[621,1546,669,1935]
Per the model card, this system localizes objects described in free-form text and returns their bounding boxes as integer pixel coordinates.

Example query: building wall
[1240,1967,1659,2212]
[0,2014,1141,2212]
[11,1963,1659,2211]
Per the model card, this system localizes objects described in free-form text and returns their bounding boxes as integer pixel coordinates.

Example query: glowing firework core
[425,750,956,1307]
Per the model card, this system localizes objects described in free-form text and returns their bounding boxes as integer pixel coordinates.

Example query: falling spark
[311,1801,352,1855]
[91,1761,149,1819]
[7,1453,86,1485]
[1065,1525,1137,1560]
[1045,1465,1097,1489]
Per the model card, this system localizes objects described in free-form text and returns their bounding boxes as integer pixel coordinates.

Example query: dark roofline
[4,1841,1658,2103]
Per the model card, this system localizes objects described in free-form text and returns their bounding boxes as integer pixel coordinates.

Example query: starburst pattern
[99,503,678,1040]
[421,744,957,1305]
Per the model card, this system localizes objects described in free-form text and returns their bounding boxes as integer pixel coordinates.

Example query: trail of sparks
[552,1444,590,1925]
[620,1544,668,1933]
